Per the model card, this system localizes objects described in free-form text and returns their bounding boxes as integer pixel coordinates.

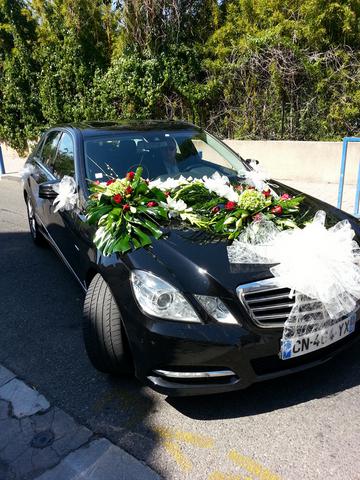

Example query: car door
[41,131,86,281]
[29,130,62,224]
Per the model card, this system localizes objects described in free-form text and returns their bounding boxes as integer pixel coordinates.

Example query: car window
[84,129,247,182]
[52,132,75,179]
[40,131,62,168]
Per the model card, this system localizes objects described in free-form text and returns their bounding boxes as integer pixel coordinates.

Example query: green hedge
[0,0,359,152]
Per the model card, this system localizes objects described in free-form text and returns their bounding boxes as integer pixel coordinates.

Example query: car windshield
[83,129,248,182]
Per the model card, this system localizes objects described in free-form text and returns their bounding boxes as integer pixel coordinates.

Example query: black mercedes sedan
[22,120,360,396]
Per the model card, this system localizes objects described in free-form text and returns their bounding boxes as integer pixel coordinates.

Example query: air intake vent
[237,278,295,328]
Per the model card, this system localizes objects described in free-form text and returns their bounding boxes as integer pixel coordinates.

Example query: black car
[23,120,360,396]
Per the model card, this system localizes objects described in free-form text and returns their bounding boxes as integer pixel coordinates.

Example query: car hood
[124,181,360,296]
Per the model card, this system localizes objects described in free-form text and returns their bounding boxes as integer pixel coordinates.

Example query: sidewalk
[0,365,160,480]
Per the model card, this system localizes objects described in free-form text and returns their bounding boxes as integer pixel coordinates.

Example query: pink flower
[125,186,133,196]
[146,201,158,208]
[280,193,291,200]
[262,189,271,198]
[106,179,115,186]
[252,213,263,222]
[211,206,220,214]
[123,203,130,212]
[126,171,135,181]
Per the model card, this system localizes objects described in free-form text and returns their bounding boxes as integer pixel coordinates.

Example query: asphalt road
[1,177,360,480]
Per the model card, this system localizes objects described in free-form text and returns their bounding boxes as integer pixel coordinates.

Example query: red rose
[225,201,237,211]
[271,205,283,215]
[262,189,271,198]
[106,179,115,186]
[211,206,220,214]
[113,194,123,204]
[146,201,158,207]
[125,186,133,195]
[123,203,130,212]
[280,193,291,200]
[126,171,135,181]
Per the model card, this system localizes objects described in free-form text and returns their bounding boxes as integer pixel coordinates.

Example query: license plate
[280,312,356,360]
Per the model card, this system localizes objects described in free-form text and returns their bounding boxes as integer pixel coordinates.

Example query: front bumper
[130,312,360,397]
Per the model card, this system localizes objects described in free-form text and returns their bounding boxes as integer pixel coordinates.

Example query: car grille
[237,278,295,328]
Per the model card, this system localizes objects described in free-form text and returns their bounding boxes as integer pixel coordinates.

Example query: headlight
[194,295,239,325]
[130,270,200,323]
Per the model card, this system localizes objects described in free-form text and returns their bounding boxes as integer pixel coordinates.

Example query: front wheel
[82,274,133,375]
[25,195,47,246]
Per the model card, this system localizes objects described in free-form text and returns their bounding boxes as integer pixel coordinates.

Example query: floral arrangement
[85,167,305,256]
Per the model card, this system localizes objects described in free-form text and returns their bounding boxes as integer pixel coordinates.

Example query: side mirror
[38,180,59,199]
[245,158,259,166]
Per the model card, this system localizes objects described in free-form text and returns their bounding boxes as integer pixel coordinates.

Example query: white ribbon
[53,176,78,213]
[244,160,272,193]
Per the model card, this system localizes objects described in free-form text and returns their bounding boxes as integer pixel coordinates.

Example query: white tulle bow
[53,176,78,213]
[228,211,360,340]
[244,160,271,192]
[20,164,36,183]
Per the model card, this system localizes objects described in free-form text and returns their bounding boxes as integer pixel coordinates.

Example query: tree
[0,0,42,151]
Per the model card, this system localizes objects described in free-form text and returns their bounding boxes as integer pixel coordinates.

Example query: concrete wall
[1,140,360,185]
[224,140,360,184]
[0,144,26,174]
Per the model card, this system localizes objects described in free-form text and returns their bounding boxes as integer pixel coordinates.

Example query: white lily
[202,172,238,202]
[148,176,189,191]
[161,196,192,218]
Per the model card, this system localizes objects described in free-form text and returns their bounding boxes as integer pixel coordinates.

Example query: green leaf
[86,205,112,225]
[132,226,152,247]
[112,234,132,254]
[141,218,163,238]
[223,216,236,225]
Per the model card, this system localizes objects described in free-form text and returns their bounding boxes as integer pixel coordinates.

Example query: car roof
[55,120,199,137]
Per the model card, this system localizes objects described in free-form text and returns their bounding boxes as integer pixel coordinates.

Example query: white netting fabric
[20,164,36,183]
[227,219,280,264]
[53,176,78,213]
[228,211,360,341]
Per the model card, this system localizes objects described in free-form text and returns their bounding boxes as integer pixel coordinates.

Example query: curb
[0,365,161,480]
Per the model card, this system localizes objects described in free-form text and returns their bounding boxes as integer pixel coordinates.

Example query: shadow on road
[0,226,160,467]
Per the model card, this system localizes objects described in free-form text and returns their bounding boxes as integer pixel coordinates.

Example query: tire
[25,194,47,246]
[82,274,133,375]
